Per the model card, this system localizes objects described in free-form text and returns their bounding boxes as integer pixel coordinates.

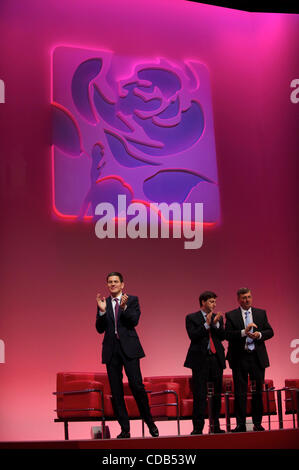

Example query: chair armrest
[150,382,180,402]
[149,382,181,418]
[54,380,105,418]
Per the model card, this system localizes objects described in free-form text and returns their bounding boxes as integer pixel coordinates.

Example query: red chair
[284,379,299,427]
[54,372,151,439]
[54,372,106,439]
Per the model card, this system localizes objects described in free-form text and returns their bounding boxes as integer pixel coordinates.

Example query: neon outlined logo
[51,46,220,227]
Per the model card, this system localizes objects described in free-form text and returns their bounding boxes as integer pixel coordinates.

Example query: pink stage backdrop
[0,0,298,440]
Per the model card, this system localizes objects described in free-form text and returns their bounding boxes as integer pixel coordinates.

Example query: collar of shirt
[241,306,252,315]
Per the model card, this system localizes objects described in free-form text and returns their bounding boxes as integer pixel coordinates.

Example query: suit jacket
[225,307,274,369]
[184,311,226,369]
[95,294,145,364]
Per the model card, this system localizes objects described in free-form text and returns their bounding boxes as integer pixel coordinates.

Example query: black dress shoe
[190,429,202,435]
[148,423,159,437]
[253,424,265,431]
[117,430,131,439]
[232,425,246,432]
[212,427,225,434]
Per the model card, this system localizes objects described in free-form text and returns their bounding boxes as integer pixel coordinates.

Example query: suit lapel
[252,308,258,326]
[237,307,245,329]
[196,310,205,325]
[107,297,114,323]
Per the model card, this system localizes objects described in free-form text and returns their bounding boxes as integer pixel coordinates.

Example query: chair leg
[64,421,69,440]
[176,403,180,436]
[101,419,106,439]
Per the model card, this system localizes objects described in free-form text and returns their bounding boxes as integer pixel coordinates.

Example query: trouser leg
[248,355,265,426]
[232,363,248,426]
[208,355,223,427]
[106,347,130,432]
[191,365,208,430]
[123,356,153,425]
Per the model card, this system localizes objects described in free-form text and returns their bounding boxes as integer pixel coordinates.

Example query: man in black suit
[225,287,274,432]
[96,272,158,439]
[184,291,226,435]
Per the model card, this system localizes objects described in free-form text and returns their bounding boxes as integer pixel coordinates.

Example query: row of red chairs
[54,372,299,439]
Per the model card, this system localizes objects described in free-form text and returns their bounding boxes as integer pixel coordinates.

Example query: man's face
[201,297,216,313]
[107,275,124,297]
[238,291,253,310]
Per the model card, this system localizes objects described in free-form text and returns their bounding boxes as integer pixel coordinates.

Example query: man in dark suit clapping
[96,272,158,439]
[225,287,274,432]
[184,291,226,435]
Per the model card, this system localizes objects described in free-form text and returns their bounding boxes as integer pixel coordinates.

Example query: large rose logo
[52,47,220,223]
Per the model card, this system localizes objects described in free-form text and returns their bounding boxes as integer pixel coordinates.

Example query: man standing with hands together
[225,288,274,432]
[96,272,158,439]
[184,291,226,435]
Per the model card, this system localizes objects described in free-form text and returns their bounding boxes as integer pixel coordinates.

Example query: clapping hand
[96,293,107,313]
[120,293,128,309]
[213,312,222,324]
[206,312,213,325]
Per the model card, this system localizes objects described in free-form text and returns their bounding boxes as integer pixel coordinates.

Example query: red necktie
[209,329,216,354]
[114,298,119,338]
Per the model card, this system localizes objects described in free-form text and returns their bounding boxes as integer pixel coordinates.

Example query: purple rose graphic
[52,47,220,223]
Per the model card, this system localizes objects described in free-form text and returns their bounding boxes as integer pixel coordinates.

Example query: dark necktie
[114,298,119,338]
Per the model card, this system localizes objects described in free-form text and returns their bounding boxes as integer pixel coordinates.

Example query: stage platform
[1,428,298,449]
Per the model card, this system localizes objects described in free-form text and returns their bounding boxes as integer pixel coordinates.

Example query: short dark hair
[199,291,217,306]
[106,272,124,283]
[237,287,251,297]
